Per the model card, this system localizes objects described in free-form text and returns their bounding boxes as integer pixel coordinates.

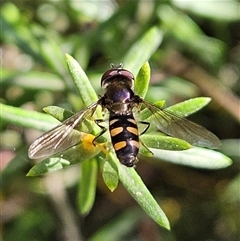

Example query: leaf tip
[204,97,212,104]
[65,53,71,59]
[165,222,171,231]
[26,170,34,177]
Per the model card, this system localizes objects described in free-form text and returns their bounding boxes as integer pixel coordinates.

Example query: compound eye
[101,67,134,88]
[120,69,134,81]
[101,69,119,85]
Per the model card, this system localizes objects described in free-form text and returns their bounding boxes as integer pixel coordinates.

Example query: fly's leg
[139,121,150,135]
[93,119,109,155]
[139,121,153,156]
[139,139,153,156]
[94,119,107,141]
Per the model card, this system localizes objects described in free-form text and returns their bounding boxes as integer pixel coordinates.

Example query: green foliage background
[1,1,240,241]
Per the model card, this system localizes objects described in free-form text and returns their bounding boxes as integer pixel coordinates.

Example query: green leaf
[102,161,119,192]
[152,147,232,169]
[173,1,240,22]
[66,54,98,106]
[27,157,70,176]
[166,97,212,117]
[135,62,151,98]
[64,55,105,208]
[103,153,170,229]
[123,27,163,75]
[117,163,170,229]
[1,71,65,91]
[141,134,191,151]
[0,103,58,132]
[43,106,74,122]
[78,158,98,215]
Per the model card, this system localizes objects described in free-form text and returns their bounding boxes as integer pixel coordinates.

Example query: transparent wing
[28,102,99,159]
[141,99,221,149]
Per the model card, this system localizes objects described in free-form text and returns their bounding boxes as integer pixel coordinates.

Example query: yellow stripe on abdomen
[127,118,137,125]
[114,141,127,151]
[126,127,138,136]
[110,127,124,137]
[109,118,119,126]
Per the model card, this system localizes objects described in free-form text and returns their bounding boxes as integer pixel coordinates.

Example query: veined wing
[142,100,221,149]
[28,102,99,159]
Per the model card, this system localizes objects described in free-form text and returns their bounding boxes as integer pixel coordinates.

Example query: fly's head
[101,64,134,90]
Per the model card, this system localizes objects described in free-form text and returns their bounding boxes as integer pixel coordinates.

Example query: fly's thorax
[102,80,136,114]
[112,103,132,114]
[104,80,134,101]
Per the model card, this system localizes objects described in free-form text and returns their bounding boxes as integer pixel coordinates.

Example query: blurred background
[1,1,240,241]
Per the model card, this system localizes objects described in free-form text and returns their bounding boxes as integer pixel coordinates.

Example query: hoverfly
[28,64,221,167]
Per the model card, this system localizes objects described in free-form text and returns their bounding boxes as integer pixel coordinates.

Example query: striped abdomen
[109,113,139,167]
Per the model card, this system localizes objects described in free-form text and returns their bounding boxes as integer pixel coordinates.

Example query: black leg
[139,121,150,135]
[93,119,107,145]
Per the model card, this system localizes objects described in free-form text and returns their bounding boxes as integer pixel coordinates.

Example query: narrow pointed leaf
[123,27,163,75]
[166,97,212,117]
[66,54,98,106]
[104,153,170,229]
[65,54,102,210]
[43,106,74,122]
[118,164,170,229]
[141,134,191,151]
[27,157,70,176]
[78,158,98,215]
[102,161,119,192]
[152,147,232,169]
[1,103,58,131]
[135,62,151,98]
